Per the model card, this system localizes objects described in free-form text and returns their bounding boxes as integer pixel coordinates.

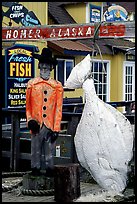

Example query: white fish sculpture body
[65,54,134,192]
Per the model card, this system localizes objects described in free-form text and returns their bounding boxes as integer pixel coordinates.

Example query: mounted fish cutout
[65,54,91,89]
[65,55,134,193]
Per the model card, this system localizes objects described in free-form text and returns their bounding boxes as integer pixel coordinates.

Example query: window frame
[55,57,75,87]
[91,59,110,102]
[123,61,135,102]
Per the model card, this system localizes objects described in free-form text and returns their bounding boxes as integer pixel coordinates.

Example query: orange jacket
[26,77,64,132]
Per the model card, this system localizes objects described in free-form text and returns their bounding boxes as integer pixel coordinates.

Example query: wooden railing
[2,100,135,172]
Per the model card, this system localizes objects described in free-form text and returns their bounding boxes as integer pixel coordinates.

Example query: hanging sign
[2,2,41,26]
[104,5,128,22]
[90,4,101,23]
[5,44,35,108]
[2,21,135,41]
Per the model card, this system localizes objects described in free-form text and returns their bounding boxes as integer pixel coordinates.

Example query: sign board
[90,4,101,23]
[5,44,35,108]
[2,2,41,26]
[104,5,128,22]
[2,21,135,41]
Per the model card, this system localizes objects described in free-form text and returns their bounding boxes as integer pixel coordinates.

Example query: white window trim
[123,61,135,101]
[56,58,74,86]
[92,59,110,102]
[86,3,90,23]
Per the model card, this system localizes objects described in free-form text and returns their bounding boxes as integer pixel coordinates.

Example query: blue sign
[104,5,128,22]
[2,2,41,26]
[5,44,35,108]
[90,4,101,23]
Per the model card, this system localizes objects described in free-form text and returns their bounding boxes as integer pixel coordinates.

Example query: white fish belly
[75,97,133,192]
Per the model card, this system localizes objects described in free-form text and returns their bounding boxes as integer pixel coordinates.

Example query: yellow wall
[65,3,86,23]
[65,2,102,23]
[64,1,126,104]
[110,54,125,102]
[63,53,125,103]
[91,2,102,6]
[2,2,126,104]
[62,54,92,99]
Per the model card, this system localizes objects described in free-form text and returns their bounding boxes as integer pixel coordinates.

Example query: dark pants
[31,124,54,170]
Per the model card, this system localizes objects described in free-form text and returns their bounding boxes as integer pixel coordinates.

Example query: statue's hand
[51,132,59,143]
[47,131,59,143]
[28,119,40,134]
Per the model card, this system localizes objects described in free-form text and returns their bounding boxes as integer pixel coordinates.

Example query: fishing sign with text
[5,44,34,108]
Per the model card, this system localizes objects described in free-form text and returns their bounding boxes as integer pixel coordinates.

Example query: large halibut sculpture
[65,54,134,192]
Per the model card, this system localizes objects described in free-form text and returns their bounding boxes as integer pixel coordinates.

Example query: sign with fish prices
[2,21,135,41]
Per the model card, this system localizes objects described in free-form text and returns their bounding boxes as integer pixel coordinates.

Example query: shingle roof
[48,2,76,24]
[78,38,135,55]
[48,40,93,55]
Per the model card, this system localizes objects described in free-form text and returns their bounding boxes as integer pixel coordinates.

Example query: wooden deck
[2,181,103,202]
[2,182,135,202]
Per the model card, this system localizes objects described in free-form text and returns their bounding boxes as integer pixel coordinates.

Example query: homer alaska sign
[2,21,135,41]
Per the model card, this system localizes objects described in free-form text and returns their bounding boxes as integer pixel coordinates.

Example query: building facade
[2,2,135,112]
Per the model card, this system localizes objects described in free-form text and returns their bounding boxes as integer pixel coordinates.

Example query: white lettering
[64,28,70,37]
[14,83,27,88]
[10,13,24,19]
[58,29,62,37]
[78,28,83,36]
[12,5,23,11]
[50,29,56,38]
[28,30,33,38]
[8,54,32,63]
[71,28,77,36]
[20,94,26,99]
[8,94,20,100]
[35,29,41,38]
[20,29,27,38]
[6,30,12,39]
[13,30,18,38]
[86,27,93,36]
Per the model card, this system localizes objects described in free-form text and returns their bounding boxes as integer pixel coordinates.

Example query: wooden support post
[10,112,20,171]
[67,115,81,163]
[54,163,81,202]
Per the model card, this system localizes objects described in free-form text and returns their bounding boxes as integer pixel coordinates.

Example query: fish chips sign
[5,44,34,108]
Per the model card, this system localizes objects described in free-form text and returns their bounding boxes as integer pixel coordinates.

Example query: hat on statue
[32,48,57,68]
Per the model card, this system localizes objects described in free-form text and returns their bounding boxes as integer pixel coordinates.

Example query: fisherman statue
[26,48,64,176]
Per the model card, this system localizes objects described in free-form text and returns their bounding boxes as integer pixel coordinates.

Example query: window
[92,60,110,102]
[123,61,135,101]
[55,58,74,86]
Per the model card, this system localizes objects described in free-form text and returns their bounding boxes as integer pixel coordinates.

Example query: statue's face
[39,63,51,80]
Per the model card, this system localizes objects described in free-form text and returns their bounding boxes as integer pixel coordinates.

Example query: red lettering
[99,25,125,37]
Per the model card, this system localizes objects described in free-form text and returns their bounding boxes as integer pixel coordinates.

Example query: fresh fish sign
[5,44,35,108]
